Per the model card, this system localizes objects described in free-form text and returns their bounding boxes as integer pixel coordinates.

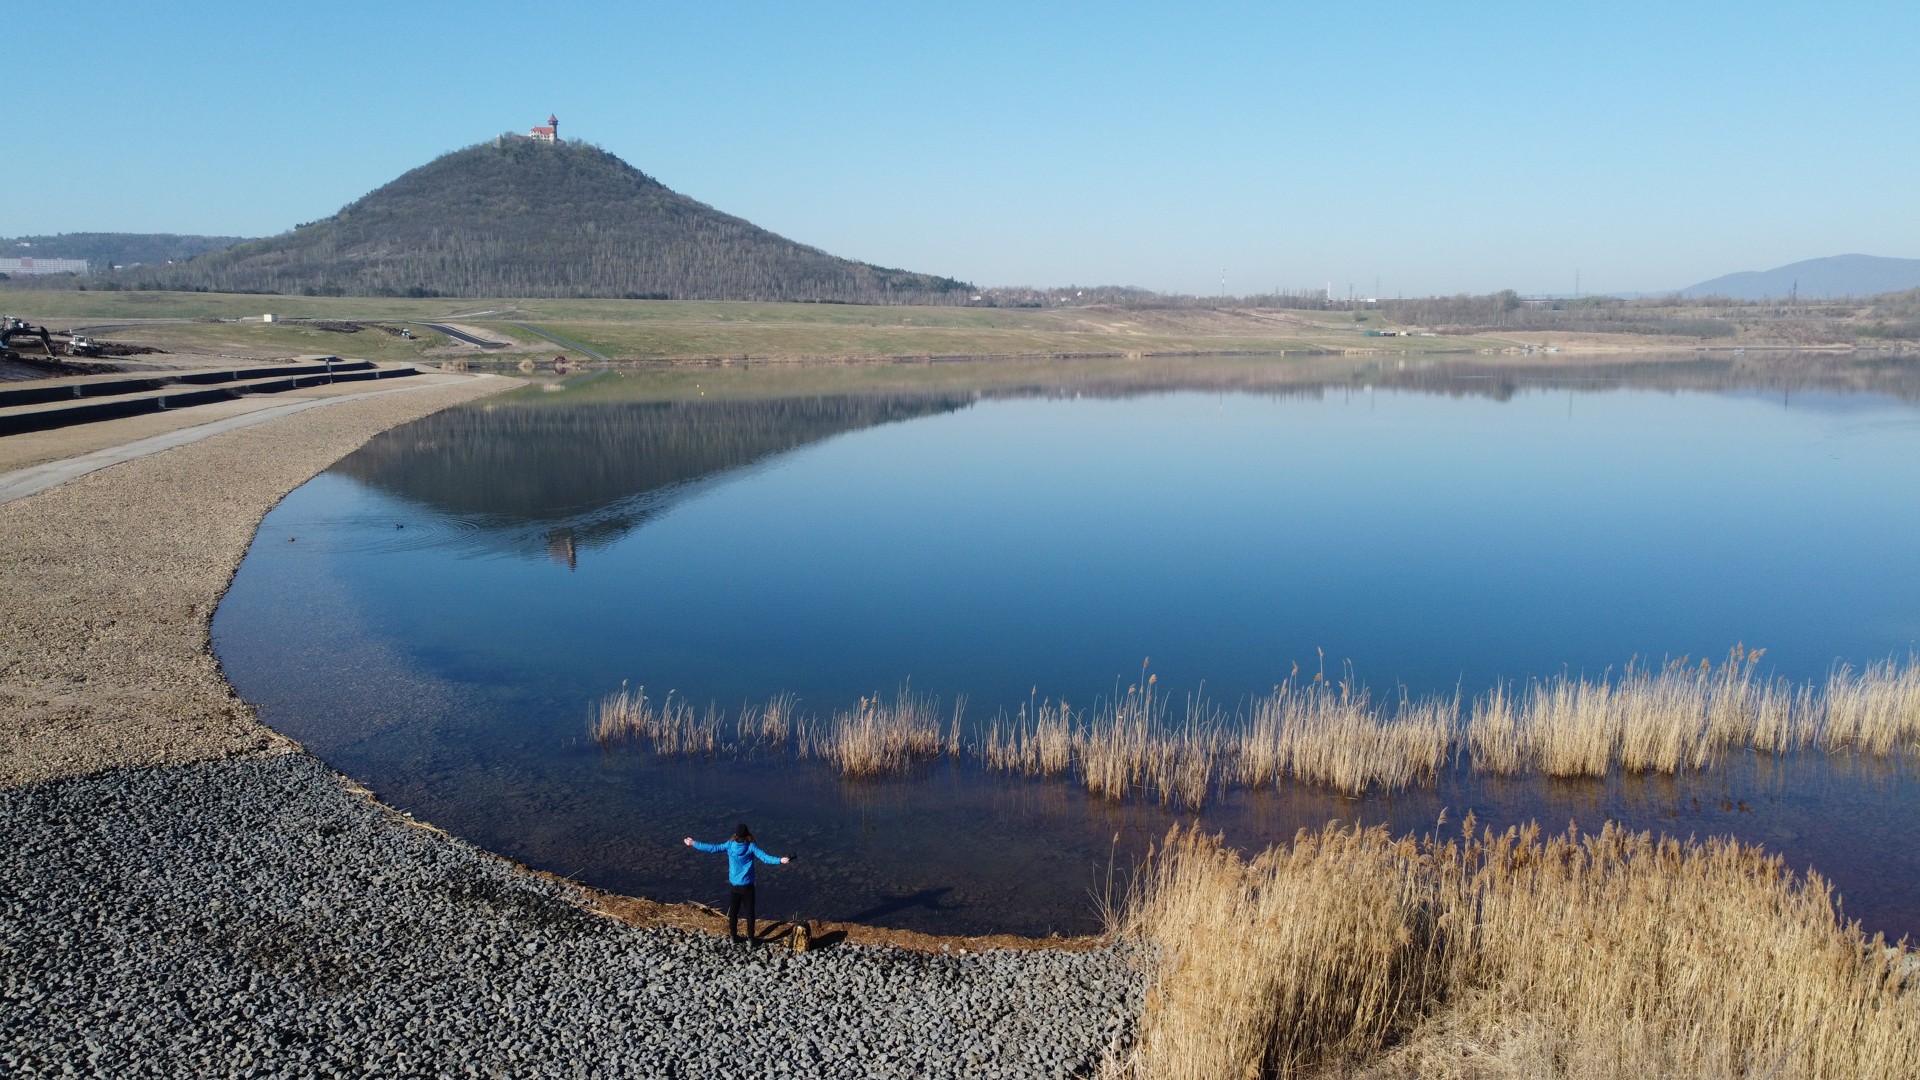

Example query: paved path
[418,322,510,349]
[512,322,612,361]
[0,375,497,507]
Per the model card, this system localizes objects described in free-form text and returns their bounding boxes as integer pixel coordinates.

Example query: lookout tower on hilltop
[528,114,559,142]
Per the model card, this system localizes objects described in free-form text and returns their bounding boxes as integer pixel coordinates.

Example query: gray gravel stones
[1,753,1140,1078]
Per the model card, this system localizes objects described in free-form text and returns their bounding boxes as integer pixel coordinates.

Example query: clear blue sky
[12,1,1917,295]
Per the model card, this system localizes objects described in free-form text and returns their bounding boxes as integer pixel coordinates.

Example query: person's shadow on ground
[750,887,959,952]
[841,885,955,925]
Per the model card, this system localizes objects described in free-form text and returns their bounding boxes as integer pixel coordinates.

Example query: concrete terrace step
[0,358,380,410]
[0,362,419,437]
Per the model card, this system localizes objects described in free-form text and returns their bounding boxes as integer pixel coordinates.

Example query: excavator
[1,316,57,362]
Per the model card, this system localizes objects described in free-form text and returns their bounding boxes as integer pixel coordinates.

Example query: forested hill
[121,139,972,302]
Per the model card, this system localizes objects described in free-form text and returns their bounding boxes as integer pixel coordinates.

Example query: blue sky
[12,1,1917,295]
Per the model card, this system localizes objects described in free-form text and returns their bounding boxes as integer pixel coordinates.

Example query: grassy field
[10,288,1914,364]
[83,319,535,364]
[1,290,1514,363]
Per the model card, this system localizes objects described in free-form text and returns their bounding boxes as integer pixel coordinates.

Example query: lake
[214,354,1920,937]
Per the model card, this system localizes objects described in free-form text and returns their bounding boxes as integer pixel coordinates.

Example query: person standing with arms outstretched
[684,824,790,947]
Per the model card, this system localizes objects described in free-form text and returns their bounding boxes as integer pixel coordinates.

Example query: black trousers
[727,884,757,942]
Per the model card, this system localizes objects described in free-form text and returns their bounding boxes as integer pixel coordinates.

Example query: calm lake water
[215,355,1920,937]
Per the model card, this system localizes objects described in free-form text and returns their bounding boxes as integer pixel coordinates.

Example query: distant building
[496,114,561,147]
[0,257,88,277]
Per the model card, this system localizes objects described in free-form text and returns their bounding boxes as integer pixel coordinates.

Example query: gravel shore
[1,754,1139,1078]
[0,375,506,787]
[0,375,1143,1077]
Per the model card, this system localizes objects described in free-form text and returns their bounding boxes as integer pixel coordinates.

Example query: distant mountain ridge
[1681,254,1920,300]
[119,138,971,303]
[1,233,249,269]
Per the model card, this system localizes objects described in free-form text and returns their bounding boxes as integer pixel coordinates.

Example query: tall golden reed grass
[1111,822,1920,1080]
[983,695,1078,778]
[798,686,957,778]
[1466,647,1818,776]
[593,682,966,778]
[1235,680,1456,795]
[590,684,721,757]
[592,650,1920,801]
[1824,658,1920,755]
[735,691,797,746]
[982,675,1227,810]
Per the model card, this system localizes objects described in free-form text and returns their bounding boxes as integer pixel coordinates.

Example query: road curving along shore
[0,372,1139,1077]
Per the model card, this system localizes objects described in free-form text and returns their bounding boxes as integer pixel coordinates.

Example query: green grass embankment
[5,292,1501,363]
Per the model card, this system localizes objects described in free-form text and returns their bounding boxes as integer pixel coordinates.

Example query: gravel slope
[0,754,1140,1078]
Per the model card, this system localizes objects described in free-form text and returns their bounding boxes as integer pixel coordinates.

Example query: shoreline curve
[0,368,1103,953]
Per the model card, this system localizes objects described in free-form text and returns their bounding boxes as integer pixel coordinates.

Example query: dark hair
[732,823,752,842]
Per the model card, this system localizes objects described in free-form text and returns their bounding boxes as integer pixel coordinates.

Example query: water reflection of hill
[333,353,1918,562]
[331,393,974,560]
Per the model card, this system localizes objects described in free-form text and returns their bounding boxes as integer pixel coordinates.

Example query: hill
[119,138,971,303]
[1,233,249,270]
[1680,254,1920,300]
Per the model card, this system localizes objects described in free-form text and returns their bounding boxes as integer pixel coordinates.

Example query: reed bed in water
[1824,658,1920,755]
[799,686,961,778]
[983,672,1459,805]
[1235,681,1456,795]
[1076,675,1228,811]
[1109,822,1920,1080]
[984,676,1227,810]
[590,684,722,756]
[1466,647,1818,776]
[735,691,798,746]
[594,682,964,778]
[593,650,1920,802]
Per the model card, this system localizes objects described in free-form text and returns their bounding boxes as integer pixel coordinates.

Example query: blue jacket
[692,839,783,885]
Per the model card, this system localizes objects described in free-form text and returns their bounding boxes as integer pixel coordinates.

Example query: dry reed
[1824,658,1920,755]
[590,684,721,756]
[591,650,1920,803]
[979,675,1225,809]
[1235,680,1455,795]
[983,695,1078,777]
[1113,822,1920,1080]
[980,671,1452,805]
[1148,697,1223,811]
[735,691,798,746]
[801,686,955,778]
[1467,648,1835,777]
